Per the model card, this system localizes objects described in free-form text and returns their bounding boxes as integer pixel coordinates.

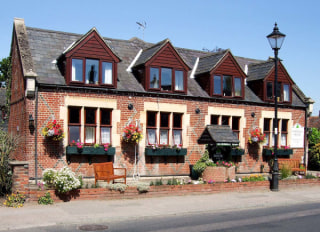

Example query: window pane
[267,82,273,99]
[85,127,95,143]
[147,112,156,127]
[161,68,172,91]
[160,129,168,145]
[86,108,96,124]
[283,84,290,101]
[150,68,159,89]
[211,115,219,125]
[214,75,222,95]
[263,133,270,146]
[173,130,182,145]
[102,62,113,84]
[232,117,240,130]
[276,82,281,100]
[271,134,275,147]
[222,116,229,125]
[223,75,232,96]
[69,108,80,124]
[147,129,157,144]
[101,109,111,125]
[173,114,182,128]
[264,118,270,132]
[85,59,99,84]
[69,126,80,143]
[160,113,169,128]
[101,127,111,144]
[234,77,242,97]
[175,70,184,91]
[72,59,83,82]
[281,134,287,146]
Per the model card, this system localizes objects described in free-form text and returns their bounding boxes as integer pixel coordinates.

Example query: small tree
[308,128,320,147]
[0,130,19,195]
[308,128,320,170]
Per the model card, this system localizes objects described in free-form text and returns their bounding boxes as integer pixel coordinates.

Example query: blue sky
[1,0,319,115]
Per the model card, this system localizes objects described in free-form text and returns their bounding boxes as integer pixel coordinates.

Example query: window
[213,75,243,97]
[100,109,112,144]
[223,75,232,96]
[283,84,290,102]
[281,119,288,146]
[149,67,185,92]
[234,77,242,97]
[70,58,114,86]
[147,111,157,145]
[211,115,219,125]
[263,118,271,146]
[213,75,222,95]
[160,113,170,145]
[68,107,81,144]
[232,117,240,138]
[85,108,96,144]
[267,82,273,100]
[222,116,230,125]
[173,114,182,145]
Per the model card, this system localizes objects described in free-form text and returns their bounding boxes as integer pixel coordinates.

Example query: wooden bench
[278,158,306,174]
[93,162,126,185]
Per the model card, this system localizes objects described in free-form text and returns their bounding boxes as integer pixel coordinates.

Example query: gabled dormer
[194,50,246,99]
[247,59,294,104]
[63,28,121,88]
[132,39,191,94]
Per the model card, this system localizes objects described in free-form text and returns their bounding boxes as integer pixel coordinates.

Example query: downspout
[34,85,39,184]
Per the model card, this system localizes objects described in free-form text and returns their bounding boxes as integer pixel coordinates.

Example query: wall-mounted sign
[291,123,304,148]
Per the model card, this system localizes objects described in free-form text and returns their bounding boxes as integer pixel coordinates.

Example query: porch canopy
[197,125,240,146]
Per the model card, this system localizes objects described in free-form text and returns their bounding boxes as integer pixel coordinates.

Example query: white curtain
[263,134,269,146]
[281,134,287,146]
[147,129,156,144]
[72,64,76,81]
[85,127,95,143]
[160,129,168,145]
[101,127,111,144]
[104,66,112,84]
[173,130,182,145]
[175,71,183,91]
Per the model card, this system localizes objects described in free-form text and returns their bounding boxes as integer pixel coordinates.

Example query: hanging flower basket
[42,120,64,141]
[248,127,265,144]
[122,123,142,144]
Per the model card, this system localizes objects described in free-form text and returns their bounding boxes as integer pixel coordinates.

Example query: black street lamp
[267,23,286,191]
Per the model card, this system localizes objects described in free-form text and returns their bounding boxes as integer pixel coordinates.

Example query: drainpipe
[34,85,39,184]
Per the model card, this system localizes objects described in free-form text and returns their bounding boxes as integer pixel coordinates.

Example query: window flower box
[145,148,187,156]
[263,148,293,156]
[231,148,245,156]
[66,146,116,164]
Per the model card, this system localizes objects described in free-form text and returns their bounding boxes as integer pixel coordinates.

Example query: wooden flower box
[263,148,293,156]
[66,146,116,164]
[145,148,187,156]
[231,149,245,156]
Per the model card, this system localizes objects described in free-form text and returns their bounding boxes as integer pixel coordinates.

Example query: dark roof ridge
[248,59,273,67]
[198,49,229,59]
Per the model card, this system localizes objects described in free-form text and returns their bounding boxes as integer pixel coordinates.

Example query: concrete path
[1,186,320,231]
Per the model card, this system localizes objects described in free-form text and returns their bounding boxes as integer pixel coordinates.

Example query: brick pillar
[9,161,29,195]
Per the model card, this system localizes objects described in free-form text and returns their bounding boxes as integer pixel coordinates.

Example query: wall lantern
[195,108,201,114]
[128,103,134,110]
[251,112,255,118]
[29,114,35,133]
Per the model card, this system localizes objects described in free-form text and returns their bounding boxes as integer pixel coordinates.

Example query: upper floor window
[213,75,243,97]
[71,58,114,86]
[149,67,185,93]
[266,82,291,102]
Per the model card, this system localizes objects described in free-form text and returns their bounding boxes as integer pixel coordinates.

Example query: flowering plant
[42,120,64,141]
[172,144,182,151]
[122,123,143,143]
[103,143,111,151]
[248,127,265,144]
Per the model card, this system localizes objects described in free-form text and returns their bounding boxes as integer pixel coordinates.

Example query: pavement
[1,185,320,231]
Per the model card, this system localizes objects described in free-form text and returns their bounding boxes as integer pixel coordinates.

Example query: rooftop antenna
[136,21,147,40]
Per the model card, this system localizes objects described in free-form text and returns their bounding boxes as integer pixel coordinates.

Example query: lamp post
[267,23,286,191]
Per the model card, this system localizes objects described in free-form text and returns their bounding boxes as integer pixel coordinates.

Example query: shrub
[3,192,26,208]
[167,178,180,185]
[0,130,19,196]
[38,192,54,205]
[280,165,292,179]
[154,179,163,186]
[106,183,127,192]
[42,168,56,188]
[305,173,317,179]
[242,174,266,182]
[136,182,150,193]
[308,143,320,170]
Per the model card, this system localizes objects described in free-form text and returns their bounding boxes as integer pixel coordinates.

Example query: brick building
[9,18,313,182]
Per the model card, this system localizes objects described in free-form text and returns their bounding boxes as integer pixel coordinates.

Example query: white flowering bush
[42,167,81,194]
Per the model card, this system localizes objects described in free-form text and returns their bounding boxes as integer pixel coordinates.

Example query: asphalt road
[7,202,320,232]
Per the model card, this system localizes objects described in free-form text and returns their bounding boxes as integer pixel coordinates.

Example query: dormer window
[149,67,185,92]
[213,75,243,97]
[71,58,114,85]
[266,81,291,102]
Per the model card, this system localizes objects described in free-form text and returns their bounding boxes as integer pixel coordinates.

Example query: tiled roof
[198,125,240,145]
[19,24,307,107]
[247,60,274,81]
[308,116,320,129]
[195,50,228,75]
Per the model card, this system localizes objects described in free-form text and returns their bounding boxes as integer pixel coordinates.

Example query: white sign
[291,123,304,148]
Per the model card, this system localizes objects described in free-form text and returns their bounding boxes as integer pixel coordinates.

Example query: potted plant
[248,127,265,144]
[42,119,64,141]
[122,123,143,144]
